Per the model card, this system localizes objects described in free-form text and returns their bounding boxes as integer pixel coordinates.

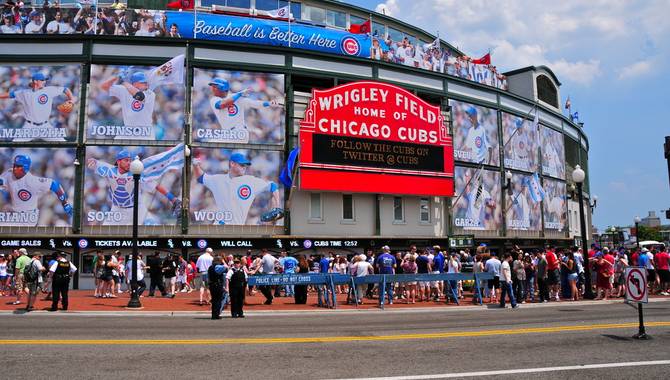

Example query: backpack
[24,261,39,283]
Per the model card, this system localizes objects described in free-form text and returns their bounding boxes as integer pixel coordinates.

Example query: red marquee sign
[299,81,454,196]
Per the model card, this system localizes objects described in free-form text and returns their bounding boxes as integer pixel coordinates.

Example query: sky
[347,0,670,230]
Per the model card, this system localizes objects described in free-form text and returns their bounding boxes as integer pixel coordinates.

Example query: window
[536,74,558,108]
[393,197,404,222]
[350,14,367,27]
[309,193,322,220]
[342,194,354,220]
[371,22,385,38]
[326,9,347,28]
[201,0,250,7]
[419,198,430,223]
[387,27,404,43]
[303,5,326,24]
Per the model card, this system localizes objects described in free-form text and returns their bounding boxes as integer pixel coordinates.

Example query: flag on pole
[279,147,300,188]
[166,0,194,10]
[472,52,491,65]
[571,111,580,122]
[524,173,546,203]
[349,19,371,34]
[268,5,290,19]
[532,110,539,130]
[148,54,185,90]
[141,144,185,182]
[564,96,571,110]
[423,36,440,51]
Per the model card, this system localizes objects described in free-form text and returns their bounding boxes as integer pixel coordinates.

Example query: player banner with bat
[191,69,285,144]
[502,111,539,172]
[84,145,184,226]
[451,100,500,167]
[0,64,81,142]
[299,81,454,196]
[453,166,502,231]
[505,172,543,231]
[86,56,185,143]
[541,125,566,179]
[543,178,567,231]
[0,148,75,227]
[189,148,284,226]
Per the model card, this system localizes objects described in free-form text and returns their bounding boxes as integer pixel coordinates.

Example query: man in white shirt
[25,253,46,311]
[46,11,74,34]
[259,249,278,305]
[125,252,147,298]
[195,248,213,305]
[499,253,518,309]
[354,257,374,304]
[24,11,45,34]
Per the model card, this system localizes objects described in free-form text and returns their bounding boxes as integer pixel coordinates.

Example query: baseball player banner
[505,173,542,231]
[453,166,502,231]
[502,111,539,172]
[190,148,284,226]
[86,58,185,142]
[191,69,285,144]
[543,179,567,231]
[0,64,81,142]
[0,148,75,227]
[451,100,500,166]
[84,145,184,226]
[541,125,566,179]
[166,11,372,58]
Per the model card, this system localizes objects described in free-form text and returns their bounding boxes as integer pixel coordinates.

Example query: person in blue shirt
[432,246,445,300]
[319,254,332,274]
[318,253,333,306]
[375,246,397,305]
[208,256,228,320]
[279,250,298,297]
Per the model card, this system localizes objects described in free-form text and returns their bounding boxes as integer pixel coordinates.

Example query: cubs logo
[78,239,88,249]
[475,136,483,148]
[131,100,144,112]
[303,240,313,249]
[237,185,251,200]
[277,8,287,17]
[519,141,525,149]
[17,189,32,201]
[227,104,239,116]
[197,239,207,249]
[37,94,48,104]
[116,178,127,185]
[341,37,361,56]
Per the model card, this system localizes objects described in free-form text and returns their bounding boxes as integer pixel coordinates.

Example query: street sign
[625,267,648,304]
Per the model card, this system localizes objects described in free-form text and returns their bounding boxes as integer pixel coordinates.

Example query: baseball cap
[230,153,251,166]
[116,150,131,161]
[205,247,213,254]
[18,248,27,255]
[641,248,649,253]
[32,72,48,81]
[465,107,478,117]
[129,71,147,84]
[208,78,230,91]
[29,10,40,18]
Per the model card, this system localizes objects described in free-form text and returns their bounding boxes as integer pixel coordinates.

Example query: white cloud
[372,0,670,86]
[375,0,399,17]
[618,60,653,80]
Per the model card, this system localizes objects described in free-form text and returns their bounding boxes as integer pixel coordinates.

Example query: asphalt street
[2,300,669,380]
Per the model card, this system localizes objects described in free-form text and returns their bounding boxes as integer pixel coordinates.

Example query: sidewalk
[3,289,667,314]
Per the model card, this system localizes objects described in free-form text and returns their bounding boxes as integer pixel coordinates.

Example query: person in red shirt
[631,249,639,267]
[654,249,669,295]
[545,247,560,301]
[593,252,614,300]
[588,244,597,259]
[603,248,616,298]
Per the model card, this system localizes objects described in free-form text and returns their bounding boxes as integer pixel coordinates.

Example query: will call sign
[299,81,454,196]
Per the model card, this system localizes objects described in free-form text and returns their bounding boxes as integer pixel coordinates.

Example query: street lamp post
[127,157,144,308]
[572,165,595,299]
[634,216,641,252]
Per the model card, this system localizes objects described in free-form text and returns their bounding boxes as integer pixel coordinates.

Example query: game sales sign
[299,81,454,196]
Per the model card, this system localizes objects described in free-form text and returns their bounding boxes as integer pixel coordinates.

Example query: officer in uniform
[208,257,227,320]
[226,258,248,318]
[49,251,77,311]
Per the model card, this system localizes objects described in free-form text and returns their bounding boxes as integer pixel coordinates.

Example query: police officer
[208,257,227,320]
[226,258,248,318]
[49,252,77,311]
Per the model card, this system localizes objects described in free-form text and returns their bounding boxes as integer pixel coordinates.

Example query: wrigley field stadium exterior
[0,0,592,289]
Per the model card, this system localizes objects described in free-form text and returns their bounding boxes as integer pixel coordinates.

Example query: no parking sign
[625,267,648,304]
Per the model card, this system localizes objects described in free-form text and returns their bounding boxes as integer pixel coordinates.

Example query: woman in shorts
[401,256,418,304]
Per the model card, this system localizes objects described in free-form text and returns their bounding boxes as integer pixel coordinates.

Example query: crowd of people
[1,243,668,314]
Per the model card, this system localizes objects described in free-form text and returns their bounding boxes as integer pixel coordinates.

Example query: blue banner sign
[167,11,371,58]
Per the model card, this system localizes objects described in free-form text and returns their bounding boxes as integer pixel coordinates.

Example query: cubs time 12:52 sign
[299,81,454,196]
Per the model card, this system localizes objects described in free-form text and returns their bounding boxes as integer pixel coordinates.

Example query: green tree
[636,225,662,242]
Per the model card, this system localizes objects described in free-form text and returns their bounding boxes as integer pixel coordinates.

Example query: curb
[1,298,666,317]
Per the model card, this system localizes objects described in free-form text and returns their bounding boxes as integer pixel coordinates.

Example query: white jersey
[465,125,490,163]
[24,21,44,34]
[90,160,151,208]
[547,195,564,221]
[543,143,560,177]
[10,86,65,124]
[109,84,156,128]
[0,170,52,212]
[201,173,273,225]
[510,193,530,230]
[46,20,74,34]
[465,187,492,229]
[210,96,264,132]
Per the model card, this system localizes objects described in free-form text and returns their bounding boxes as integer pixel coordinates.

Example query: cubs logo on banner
[299,81,454,196]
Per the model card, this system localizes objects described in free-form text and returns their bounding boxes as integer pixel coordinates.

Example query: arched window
[536,74,558,108]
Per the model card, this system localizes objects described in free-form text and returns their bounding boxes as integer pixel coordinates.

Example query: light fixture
[502,171,513,195]
[634,216,641,224]
[184,144,191,158]
[73,159,80,166]
[130,156,144,175]
[571,165,585,184]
